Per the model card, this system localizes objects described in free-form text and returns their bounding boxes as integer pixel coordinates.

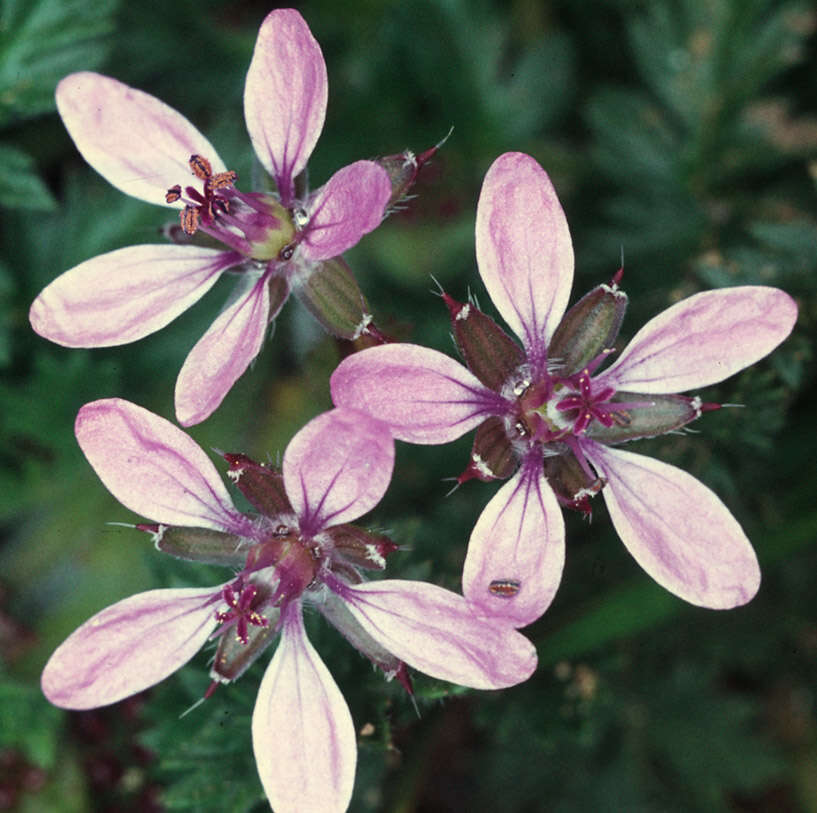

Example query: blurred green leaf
[0,142,55,210]
[0,0,119,125]
[0,676,62,767]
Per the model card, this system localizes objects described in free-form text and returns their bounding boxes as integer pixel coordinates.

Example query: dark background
[0,0,815,810]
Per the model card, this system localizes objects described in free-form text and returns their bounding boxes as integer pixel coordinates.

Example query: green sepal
[586,392,705,444]
[222,453,292,518]
[293,256,371,339]
[210,605,280,683]
[318,590,402,677]
[549,283,628,376]
[543,450,604,512]
[444,293,524,392]
[462,416,517,482]
[327,524,399,570]
[150,525,251,566]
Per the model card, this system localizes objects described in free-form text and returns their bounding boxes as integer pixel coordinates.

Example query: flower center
[166,154,296,260]
[215,579,269,645]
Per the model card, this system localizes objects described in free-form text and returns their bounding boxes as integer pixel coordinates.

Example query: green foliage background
[1,0,815,810]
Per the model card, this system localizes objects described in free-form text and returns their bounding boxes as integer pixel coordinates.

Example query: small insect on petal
[489,579,521,598]
[189,154,212,180]
[165,184,182,204]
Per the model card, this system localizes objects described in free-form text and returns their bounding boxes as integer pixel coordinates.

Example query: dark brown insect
[488,579,521,598]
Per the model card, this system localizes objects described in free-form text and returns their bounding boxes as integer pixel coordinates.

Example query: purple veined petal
[244,9,328,205]
[596,286,798,394]
[42,587,222,710]
[475,152,574,364]
[56,72,226,206]
[340,580,537,690]
[330,344,501,444]
[76,399,243,531]
[463,463,565,627]
[252,603,355,813]
[283,408,394,535]
[298,161,392,263]
[584,442,760,609]
[29,245,240,348]
[175,273,273,427]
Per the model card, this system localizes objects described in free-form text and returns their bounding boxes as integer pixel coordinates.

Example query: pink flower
[41,399,536,813]
[29,9,392,426]
[331,151,799,627]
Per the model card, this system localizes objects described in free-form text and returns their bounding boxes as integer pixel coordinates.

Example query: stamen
[180,205,200,235]
[189,154,212,180]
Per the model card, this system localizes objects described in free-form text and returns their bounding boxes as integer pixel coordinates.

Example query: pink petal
[330,344,497,444]
[42,587,221,709]
[341,580,537,689]
[29,245,238,347]
[463,464,565,627]
[252,604,355,813]
[175,274,272,426]
[56,72,226,206]
[75,399,243,531]
[244,9,327,205]
[475,152,574,363]
[283,408,394,535]
[597,286,798,394]
[585,442,760,608]
[298,161,391,263]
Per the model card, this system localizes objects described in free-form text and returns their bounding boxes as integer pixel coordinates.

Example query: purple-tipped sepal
[443,292,524,392]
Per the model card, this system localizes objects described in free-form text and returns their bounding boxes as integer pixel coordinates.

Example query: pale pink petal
[475,152,574,363]
[56,72,226,206]
[463,464,565,627]
[341,580,537,689]
[42,587,221,709]
[330,344,500,444]
[76,399,243,531]
[585,442,760,608]
[298,161,391,263]
[597,286,798,394]
[244,9,327,205]
[284,408,394,535]
[175,275,271,426]
[252,604,355,813]
[29,245,239,347]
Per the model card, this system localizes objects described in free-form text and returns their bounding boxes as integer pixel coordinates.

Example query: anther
[180,205,200,235]
[189,154,212,180]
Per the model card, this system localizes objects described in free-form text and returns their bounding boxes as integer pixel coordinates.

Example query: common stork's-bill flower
[41,400,536,813]
[331,151,798,627]
[30,9,393,426]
